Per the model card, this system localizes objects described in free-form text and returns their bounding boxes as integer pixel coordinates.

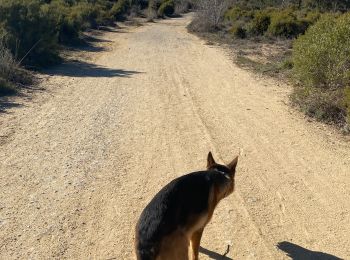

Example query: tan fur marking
[156,230,190,260]
[191,228,204,260]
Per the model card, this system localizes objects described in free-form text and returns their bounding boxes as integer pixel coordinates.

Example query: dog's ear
[207,151,216,169]
[227,156,239,176]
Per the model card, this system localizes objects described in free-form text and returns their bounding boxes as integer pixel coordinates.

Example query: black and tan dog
[135,152,239,260]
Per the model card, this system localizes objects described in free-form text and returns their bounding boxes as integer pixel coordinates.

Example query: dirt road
[1,15,350,259]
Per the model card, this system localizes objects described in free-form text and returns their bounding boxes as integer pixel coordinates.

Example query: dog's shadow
[199,246,233,260]
[277,241,343,260]
[199,241,343,260]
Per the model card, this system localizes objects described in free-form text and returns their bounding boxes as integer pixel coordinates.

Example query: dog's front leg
[191,228,204,260]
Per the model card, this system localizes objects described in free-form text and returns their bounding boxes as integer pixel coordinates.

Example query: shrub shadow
[277,241,343,260]
[0,99,22,113]
[83,35,113,43]
[44,61,142,78]
[67,41,107,53]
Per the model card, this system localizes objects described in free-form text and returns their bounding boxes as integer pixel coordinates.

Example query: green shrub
[225,7,253,22]
[304,10,321,24]
[345,87,350,125]
[70,2,103,29]
[268,11,309,38]
[281,58,294,70]
[293,13,350,89]
[0,77,16,96]
[111,0,130,20]
[249,10,271,35]
[229,24,247,39]
[158,0,175,17]
[292,13,350,125]
[46,0,82,44]
[0,0,60,67]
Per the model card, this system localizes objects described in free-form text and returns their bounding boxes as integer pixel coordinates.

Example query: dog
[135,152,239,260]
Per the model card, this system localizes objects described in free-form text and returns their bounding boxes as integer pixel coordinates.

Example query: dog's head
[207,151,238,198]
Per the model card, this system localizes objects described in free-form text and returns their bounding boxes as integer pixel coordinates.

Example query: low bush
[187,15,217,32]
[229,24,247,38]
[225,7,254,23]
[293,13,350,89]
[158,0,175,17]
[292,12,350,125]
[189,0,231,31]
[0,0,60,67]
[0,0,135,66]
[0,41,18,82]
[147,0,158,20]
[70,2,112,29]
[0,77,16,96]
[174,0,191,15]
[47,0,83,45]
[291,86,346,124]
[111,0,130,20]
[345,87,350,127]
[248,10,271,36]
[0,41,32,96]
[303,10,321,24]
[268,11,309,38]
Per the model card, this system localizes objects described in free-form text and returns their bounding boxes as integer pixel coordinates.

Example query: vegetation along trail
[1,14,350,259]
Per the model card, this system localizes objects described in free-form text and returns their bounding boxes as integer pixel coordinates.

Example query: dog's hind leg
[191,228,204,260]
[157,231,190,260]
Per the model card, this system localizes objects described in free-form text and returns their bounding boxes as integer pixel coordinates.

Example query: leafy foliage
[158,0,175,17]
[249,10,271,35]
[0,0,60,67]
[0,0,134,67]
[268,10,309,38]
[229,24,247,38]
[293,13,350,88]
[292,13,350,125]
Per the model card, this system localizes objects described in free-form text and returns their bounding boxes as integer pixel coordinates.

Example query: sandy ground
[1,15,350,260]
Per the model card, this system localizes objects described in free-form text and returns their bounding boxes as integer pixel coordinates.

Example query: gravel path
[1,15,349,259]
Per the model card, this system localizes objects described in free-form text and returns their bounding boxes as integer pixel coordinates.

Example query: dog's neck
[211,167,231,180]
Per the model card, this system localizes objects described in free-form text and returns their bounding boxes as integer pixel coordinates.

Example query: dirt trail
[1,15,350,260]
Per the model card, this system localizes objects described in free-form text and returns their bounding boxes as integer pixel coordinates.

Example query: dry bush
[189,0,233,32]
[0,40,32,96]
[0,42,18,95]
[0,41,17,81]
[147,0,158,20]
[174,0,191,14]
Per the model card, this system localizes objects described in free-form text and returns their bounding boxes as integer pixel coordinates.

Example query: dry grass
[189,29,293,79]
[0,42,33,96]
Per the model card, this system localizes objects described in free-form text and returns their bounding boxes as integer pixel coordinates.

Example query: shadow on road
[45,61,142,78]
[277,241,343,260]
[0,99,22,113]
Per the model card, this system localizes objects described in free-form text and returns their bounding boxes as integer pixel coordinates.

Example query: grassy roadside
[192,31,294,81]
[187,4,350,133]
[191,29,349,133]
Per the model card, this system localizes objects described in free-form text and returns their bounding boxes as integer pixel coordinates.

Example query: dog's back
[135,152,238,260]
